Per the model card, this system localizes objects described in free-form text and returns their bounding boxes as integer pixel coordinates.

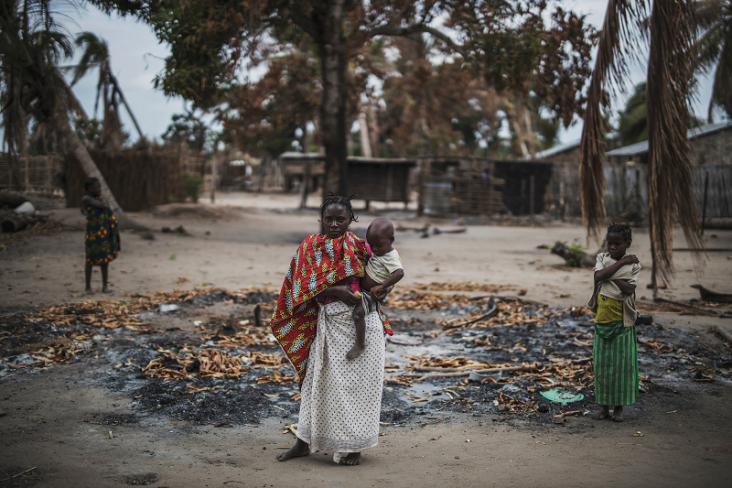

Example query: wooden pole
[210,156,217,204]
[299,160,312,210]
[529,174,535,215]
[701,171,709,235]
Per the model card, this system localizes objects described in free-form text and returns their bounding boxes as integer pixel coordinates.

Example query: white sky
[64,1,719,144]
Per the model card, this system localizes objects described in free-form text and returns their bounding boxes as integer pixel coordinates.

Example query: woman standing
[271,193,393,466]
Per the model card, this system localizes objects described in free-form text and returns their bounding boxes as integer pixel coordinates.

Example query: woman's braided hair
[320,192,358,222]
[607,223,632,242]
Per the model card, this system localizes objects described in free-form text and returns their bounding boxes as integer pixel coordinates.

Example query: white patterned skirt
[296,300,386,453]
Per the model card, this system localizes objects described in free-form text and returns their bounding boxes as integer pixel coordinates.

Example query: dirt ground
[1,191,732,487]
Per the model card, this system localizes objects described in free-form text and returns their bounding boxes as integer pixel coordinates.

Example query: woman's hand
[319,285,359,305]
[335,286,359,305]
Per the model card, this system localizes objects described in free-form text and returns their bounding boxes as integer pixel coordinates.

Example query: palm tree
[69,32,145,144]
[694,0,732,121]
[579,0,704,292]
[0,0,139,228]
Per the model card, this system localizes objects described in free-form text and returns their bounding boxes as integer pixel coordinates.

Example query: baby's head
[606,223,632,260]
[366,218,394,256]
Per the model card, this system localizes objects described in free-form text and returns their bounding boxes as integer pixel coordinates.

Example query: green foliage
[162,112,209,152]
[536,116,560,150]
[567,243,587,268]
[182,173,202,203]
[553,241,586,268]
[617,82,648,146]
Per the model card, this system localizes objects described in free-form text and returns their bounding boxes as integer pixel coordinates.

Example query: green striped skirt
[593,321,639,406]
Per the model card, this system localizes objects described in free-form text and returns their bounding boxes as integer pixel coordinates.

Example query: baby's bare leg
[347,303,367,360]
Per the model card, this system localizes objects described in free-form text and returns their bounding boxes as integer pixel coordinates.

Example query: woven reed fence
[65,148,189,211]
[0,153,64,191]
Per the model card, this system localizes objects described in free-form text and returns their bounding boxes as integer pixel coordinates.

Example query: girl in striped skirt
[588,224,641,422]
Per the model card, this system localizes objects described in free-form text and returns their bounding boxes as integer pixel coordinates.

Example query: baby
[347,218,404,359]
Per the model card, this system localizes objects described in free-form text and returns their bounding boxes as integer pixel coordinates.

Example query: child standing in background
[82,177,120,294]
[588,223,641,422]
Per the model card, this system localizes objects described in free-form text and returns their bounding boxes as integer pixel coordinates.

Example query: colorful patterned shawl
[84,197,120,266]
[270,232,393,388]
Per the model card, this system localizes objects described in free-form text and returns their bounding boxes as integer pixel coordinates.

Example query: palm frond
[70,31,109,85]
[694,0,724,30]
[710,23,732,119]
[646,0,705,288]
[695,22,724,70]
[579,0,648,242]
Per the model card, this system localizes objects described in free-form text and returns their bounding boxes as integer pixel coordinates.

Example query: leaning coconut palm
[579,0,704,292]
[694,0,732,121]
[69,32,145,144]
[0,0,140,229]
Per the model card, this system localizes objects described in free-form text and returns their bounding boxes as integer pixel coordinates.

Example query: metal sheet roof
[606,121,732,157]
[525,139,581,160]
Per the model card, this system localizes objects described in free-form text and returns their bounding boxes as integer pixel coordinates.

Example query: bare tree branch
[369,24,466,57]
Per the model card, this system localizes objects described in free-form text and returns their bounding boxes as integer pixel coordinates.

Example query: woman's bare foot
[340,452,361,466]
[611,406,624,422]
[84,287,94,295]
[592,405,610,420]
[346,343,366,360]
[276,439,310,462]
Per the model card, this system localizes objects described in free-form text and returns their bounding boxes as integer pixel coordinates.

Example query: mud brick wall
[692,128,732,165]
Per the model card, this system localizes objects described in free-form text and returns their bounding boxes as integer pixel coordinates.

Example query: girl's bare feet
[611,406,624,422]
[102,286,112,294]
[276,438,310,462]
[339,452,361,465]
[346,343,366,360]
[84,288,94,295]
[592,405,610,420]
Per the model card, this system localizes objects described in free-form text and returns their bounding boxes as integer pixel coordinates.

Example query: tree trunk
[110,74,145,142]
[368,103,380,158]
[523,105,536,159]
[55,112,145,230]
[507,100,529,159]
[319,0,348,197]
[358,112,372,158]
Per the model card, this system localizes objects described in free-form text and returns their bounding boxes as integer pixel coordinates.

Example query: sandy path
[2,192,730,313]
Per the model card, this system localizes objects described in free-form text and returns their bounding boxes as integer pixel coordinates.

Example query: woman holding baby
[271,193,401,466]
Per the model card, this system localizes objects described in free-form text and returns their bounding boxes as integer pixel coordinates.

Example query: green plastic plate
[539,387,584,403]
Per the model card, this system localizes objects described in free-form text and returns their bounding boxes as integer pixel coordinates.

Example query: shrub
[567,243,586,267]
[182,173,202,203]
